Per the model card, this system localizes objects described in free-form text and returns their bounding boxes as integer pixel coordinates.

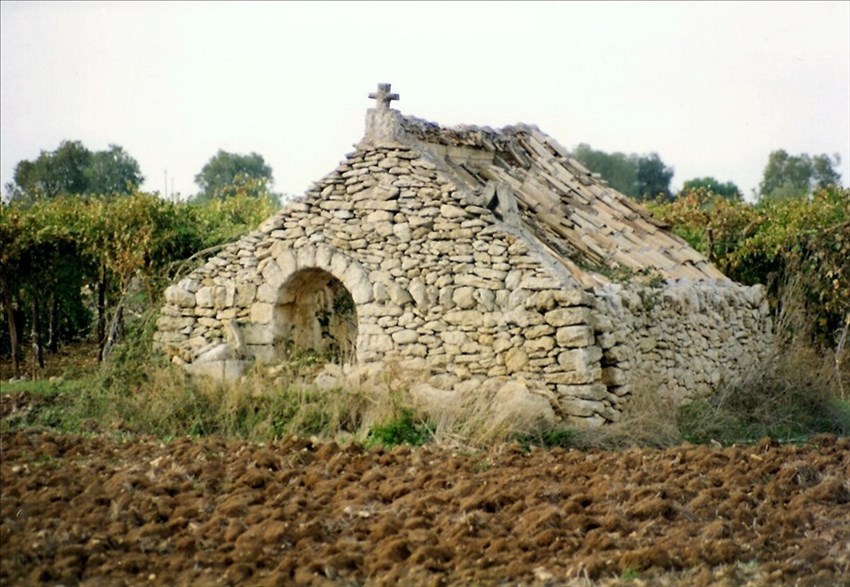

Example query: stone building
[155,83,772,426]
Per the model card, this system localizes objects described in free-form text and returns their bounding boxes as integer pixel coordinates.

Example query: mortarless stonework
[154,84,772,426]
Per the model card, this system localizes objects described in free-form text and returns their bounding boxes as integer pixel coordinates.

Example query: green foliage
[758,150,842,201]
[681,177,742,201]
[84,145,144,196]
[512,424,576,451]
[0,190,274,371]
[194,150,275,201]
[5,140,143,203]
[635,152,674,201]
[649,186,849,342]
[367,408,432,447]
[572,143,674,201]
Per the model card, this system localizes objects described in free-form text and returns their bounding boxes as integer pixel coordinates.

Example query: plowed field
[2,428,848,586]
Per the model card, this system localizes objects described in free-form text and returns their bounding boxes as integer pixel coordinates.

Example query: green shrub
[367,408,432,447]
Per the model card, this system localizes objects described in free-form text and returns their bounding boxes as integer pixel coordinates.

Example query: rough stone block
[391,329,419,344]
[558,346,603,371]
[250,302,275,325]
[556,325,595,348]
[444,310,483,326]
[504,347,529,373]
[544,307,592,327]
[165,285,196,308]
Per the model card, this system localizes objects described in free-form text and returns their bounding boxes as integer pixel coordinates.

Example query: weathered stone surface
[544,307,592,327]
[156,94,774,431]
[504,347,529,374]
[556,325,595,347]
[165,285,196,308]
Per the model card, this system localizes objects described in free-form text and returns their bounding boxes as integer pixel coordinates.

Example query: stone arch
[251,244,373,365]
[274,268,358,364]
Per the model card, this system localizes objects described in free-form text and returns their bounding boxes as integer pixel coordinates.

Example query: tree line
[4,142,281,204]
[571,144,842,202]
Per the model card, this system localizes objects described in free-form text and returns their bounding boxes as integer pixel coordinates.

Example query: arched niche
[274,268,357,364]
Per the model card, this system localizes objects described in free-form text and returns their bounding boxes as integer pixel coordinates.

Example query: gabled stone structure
[155,84,772,425]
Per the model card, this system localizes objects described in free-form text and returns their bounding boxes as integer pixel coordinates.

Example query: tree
[6,141,92,202]
[5,141,144,203]
[571,144,674,201]
[85,145,143,195]
[635,153,674,201]
[681,177,742,201]
[572,144,637,198]
[758,150,842,201]
[194,150,274,201]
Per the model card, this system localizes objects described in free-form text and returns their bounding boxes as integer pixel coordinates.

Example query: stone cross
[369,83,399,109]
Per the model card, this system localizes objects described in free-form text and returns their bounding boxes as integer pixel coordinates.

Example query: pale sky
[2,1,848,202]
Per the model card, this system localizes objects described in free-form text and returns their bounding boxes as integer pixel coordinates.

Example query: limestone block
[525,324,555,339]
[241,323,275,345]
[250,302,275,325]
[297,247,317,268]
[391,329,419,344]
[186,359,244,382]
[193,343,234,363]
[489,380,556,432]
[261,261,287,289]
[157,315,195,330]
[165,285,196,308]
[559,397,603,418]
[408,278,427,307]
[505,270,523,291]
[256,283,278,304]
[557,383,609,401]
[440,331,467,346]
[177,277,200,293]
[554,289,594,307]
[195,286,214,308]
[454,274,501,289]
[392,223,412,242]
[503,310,544,327]
[558,346,604,372]
[505,347,529,374]
[440,204,467,219]
[349,276,373,305]
[366,210,394,224]
[364,334,394,353]
[545,368,602,385]
[330,253,350,277]
[235,283,257,307]
[315,245,333,268]
[452,287,476,309]
[520,276,562,290]
[493,336,513,353]
[387,283,413,306]
[443,310,483,327]
[544,307,592,327]
[556,325,595,348]
[524,336,555,353]
[272,246,297,276]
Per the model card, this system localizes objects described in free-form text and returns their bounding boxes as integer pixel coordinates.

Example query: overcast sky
[2,1,848,202]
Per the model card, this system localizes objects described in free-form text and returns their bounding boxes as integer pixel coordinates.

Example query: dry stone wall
[155,144,621,425]
[592,281,773,405]
[156,99,775,427]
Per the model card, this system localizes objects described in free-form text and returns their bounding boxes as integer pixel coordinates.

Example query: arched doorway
[274,268,358,364]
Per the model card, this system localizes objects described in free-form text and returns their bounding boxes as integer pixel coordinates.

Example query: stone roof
[351,87,727,288]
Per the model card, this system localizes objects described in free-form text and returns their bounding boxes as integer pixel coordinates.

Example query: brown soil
[1,430,848,587]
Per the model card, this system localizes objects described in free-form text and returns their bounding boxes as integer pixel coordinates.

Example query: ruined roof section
[399,115,728,286]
